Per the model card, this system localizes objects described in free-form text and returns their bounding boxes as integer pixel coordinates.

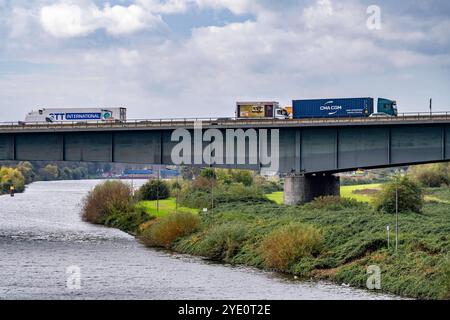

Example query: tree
[60,167,73,180]
[138,179,170,201]
[374,175,423,213]
[17,161,35,184]
[409,163,449,187]
[231,170,254,186]
[0,167,25,193]
[39,164,59,181]
[199,168,216,180]
[181,166,200,180]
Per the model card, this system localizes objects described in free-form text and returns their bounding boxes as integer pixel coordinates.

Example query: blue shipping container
[292,98,374,118]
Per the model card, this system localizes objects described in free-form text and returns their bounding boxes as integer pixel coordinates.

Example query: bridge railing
[0,111,449,130]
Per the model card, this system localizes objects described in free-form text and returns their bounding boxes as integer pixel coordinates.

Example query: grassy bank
[172,196,450,299]
[135,197,198,217]
[83,180,450,299]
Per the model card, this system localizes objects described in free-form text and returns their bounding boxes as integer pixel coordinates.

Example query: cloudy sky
[0,0,449,121]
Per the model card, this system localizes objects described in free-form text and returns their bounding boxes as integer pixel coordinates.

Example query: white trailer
[24,107,127,123]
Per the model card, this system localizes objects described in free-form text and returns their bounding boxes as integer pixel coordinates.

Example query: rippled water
[0,180,399,300]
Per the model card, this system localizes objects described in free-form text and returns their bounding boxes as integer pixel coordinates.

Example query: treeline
[0,161,113,195]
[138,168,283,208]
[409,163,450,187]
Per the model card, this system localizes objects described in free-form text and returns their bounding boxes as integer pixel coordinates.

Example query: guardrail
[0,112,449,130]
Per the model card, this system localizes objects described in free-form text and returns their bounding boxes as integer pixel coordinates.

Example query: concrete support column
[284,173,340,205]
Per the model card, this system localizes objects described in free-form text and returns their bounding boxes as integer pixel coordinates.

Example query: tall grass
[195,222,249,261]
[81,180,134,224]
[308,195,366,210]
[260,224,324,271]
[139,212,200,248]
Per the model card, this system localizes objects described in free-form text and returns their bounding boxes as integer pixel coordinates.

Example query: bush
[260,224,324,271]
[231,170,254,186]
[81,180,134,224]
[254,176,283,193]
[213,184,270,206]
[0,167,25,193]
[196,223,248,261]
[409,163,449,187]
[308,195,365,210]
[139,212,200,248]
[373,175,423,213]
[137,179,170,201]
[443,258,450,299]
[179,189,211,209]
[179,183,270,209]
[103,209,151,234]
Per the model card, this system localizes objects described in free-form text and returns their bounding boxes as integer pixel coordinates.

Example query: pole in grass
[157,166,160,213]
[395,183,399,253]
[387,225,390,249]
[176,170,179,212]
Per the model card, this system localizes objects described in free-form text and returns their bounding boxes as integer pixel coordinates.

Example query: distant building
[122,169,154,179]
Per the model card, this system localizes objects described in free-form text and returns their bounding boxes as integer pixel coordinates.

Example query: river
[0,180,399,300]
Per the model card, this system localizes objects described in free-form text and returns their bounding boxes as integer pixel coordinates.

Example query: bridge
[1,112,450,204]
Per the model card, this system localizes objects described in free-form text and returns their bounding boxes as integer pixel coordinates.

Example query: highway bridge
[1,112,450,204]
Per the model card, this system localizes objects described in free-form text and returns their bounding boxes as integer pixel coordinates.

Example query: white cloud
[195,0,257,15]
[39,1,163,38]
[1,0,450,122]
[137,0,192,14]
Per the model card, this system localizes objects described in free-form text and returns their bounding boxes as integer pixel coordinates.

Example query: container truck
[24,107,127,123]
[236,101,289,119]
[292,97,397,118]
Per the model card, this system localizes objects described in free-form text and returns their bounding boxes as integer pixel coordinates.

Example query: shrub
[179,183,270,209]
[308,195,365,210]
[103,209,151,234]
[81,180,134,224]
[38,164,59,181]
[199,168,216,180]
[0,167,25,193]
[373,175,423,213]
[443,258,450,299]
[197,223,248,261]
[260,224,324,271]
[409,163,449,187]
[191,176,214,191]
[139,212,200,248]
[254,176,283,193]
[213,184,270,206]
[179,189,211,209]
[231,170,254,186]
[137,179,170,201]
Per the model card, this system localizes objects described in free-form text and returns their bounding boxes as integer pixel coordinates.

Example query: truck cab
[236,101,289,120]
[377,98,398,116]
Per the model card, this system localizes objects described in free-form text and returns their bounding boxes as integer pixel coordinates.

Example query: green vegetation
[0,166,25,194]
[137,179,170,201]
[340,183,382,203]
[374,175,424,213]
[260,224,324,271]
[139,212,200,248]
[174,193,450,299]
[135,198,198,217]
[410,163,450,187]
[266,191,283,204]
[81,180,139,227]
[82,169,450,299]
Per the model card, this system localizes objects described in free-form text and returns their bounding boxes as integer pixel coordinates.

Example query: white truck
[24,107,127,123]
[235,101,290,120]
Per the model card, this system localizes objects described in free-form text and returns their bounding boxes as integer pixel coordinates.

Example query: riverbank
[4,179,398,300]
[85,182,450,300]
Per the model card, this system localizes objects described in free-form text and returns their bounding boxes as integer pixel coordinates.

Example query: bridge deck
[1,113,450,133]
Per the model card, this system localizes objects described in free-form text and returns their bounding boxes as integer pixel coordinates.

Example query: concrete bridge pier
[283,173,340,205]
